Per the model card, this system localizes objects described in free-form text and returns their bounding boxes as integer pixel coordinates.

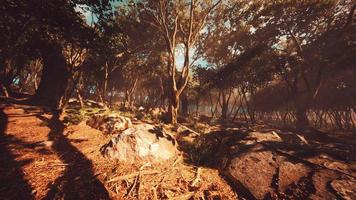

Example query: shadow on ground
[0,107,35,199]
[36,110,110,200]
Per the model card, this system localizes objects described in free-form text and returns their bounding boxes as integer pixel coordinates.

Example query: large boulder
[224,145,277,199]
[223,144,312,199]
[210,128,354,199]
[86,113,132,134]
[100,123,177,163]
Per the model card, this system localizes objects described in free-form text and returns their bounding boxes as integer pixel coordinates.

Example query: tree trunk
[209,93,219,119]
[196,98,200,117]
[61,78,75,108]
[32,42,69,108]
[221,101,228,120]
[232,104,242,121]
[295,105,309,129]
[220,90,231,121]
[97,87,104,105]
[34,73,38,90]
[125,90,131,108]
[124,79,138,109]
[0,59,14,97]
[242,89,255,123]
[159,77,166,109]
[103,61,109,101]
[228,91,238,119]
[109,87,115,106]
[76,88,84,108]
[169,92,179,124]
[0,84,9,97]
[181,94,188,117]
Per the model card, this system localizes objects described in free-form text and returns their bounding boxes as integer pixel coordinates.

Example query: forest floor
[0,102,355,199]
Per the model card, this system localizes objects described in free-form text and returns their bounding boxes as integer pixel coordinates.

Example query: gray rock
[100,123,177,163]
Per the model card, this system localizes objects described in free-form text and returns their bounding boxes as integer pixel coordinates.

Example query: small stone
[41,141,53,147]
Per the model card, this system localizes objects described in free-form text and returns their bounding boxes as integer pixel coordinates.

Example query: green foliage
[184,135,217,165]
[63,107,114,125]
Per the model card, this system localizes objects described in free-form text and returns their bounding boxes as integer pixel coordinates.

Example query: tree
[269,0,355,128]
[196,0,276,121]
[0,0,113,108]
[141,0,222,124]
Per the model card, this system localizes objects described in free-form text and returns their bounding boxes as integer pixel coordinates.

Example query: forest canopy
[0,0,355,130]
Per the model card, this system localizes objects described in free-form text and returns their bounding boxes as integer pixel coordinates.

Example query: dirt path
[0,104,114,199]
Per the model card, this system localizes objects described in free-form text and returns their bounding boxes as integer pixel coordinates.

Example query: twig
[140,162,151,170]
[107,170,160,183]
[50,163,70,166]
[178,124,200,136]
[115,183,119,194]
[126,173,139,197]
[152,186,158,200]
[190,167,201,187]
[201,191,206,200]
[151,159,181,199]
[137,174,141,200]
[172,156,182,167]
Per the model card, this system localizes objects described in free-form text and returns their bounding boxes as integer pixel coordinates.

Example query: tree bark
[159,77,166,109]
[151,0,221,124]
[103,61,109,100]
[0,84,9,97]
[125,90,131,108]
[124,78,138,109]
[168,92,179,124]
[0,59,17,97]
[97,87,105,104]
[196,97,200,117]
[220,89,232,121]
[221,101,228,120]
[295,104,309,129]
[181,94,188,117]
[32,41,69,108]
[76,88,84,108]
